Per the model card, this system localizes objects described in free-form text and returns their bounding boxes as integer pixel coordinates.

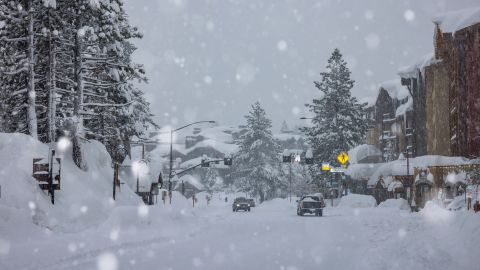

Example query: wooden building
[372,80,413,161]
[432,8,480,158]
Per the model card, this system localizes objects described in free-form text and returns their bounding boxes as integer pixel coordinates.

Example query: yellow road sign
[321,163,331,171]
[337,152,349,165]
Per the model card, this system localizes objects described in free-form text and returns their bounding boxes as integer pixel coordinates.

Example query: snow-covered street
[2,197,478,270]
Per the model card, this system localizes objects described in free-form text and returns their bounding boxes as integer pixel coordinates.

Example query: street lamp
[132,159,148,193]
[168,120,216,203]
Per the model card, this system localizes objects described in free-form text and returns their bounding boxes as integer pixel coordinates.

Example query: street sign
[294,154,301,163]
[337,152,349,165]
[321,163,330,171]
[330,167,346,173]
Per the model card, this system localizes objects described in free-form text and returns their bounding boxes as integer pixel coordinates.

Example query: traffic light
[201,159,210,167]
[305,158,314,165]
[224,157,233,166]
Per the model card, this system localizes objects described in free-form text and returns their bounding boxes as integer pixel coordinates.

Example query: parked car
[297,195,325,216]
[233,197,251,212]
[247,198,256,207]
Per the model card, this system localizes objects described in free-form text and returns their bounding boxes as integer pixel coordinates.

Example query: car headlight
[236,204,240,207]
[247,204,250,207]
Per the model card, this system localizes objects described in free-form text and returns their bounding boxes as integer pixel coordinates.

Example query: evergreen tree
[302,49,367,180]
[229,102,282,202]
[203,167,218,194]
[280,120,290,133]
[0,0,156,168]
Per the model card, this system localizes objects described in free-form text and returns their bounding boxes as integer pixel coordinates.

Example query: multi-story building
[432,8,480,158]
[372,80,412,161]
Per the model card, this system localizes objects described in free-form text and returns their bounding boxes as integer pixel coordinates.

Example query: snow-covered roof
[395,96,413,118]
[398,53,438,79]
[387,181,403,192]
[445,171,467,185]
[433,6,480,34]
[368,155,470,187]
[348,144,382,164]
[175,174,204,190]
[378,80,410,101]
[346,163,382,180]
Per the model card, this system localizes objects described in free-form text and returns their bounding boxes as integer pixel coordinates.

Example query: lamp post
[168,120,216,204]
[133,159,148,194]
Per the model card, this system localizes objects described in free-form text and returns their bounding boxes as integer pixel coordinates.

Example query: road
[2,198,478,270]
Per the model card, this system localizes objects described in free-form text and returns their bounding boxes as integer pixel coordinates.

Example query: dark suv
[233,197,251,212]
[297,195,325,216]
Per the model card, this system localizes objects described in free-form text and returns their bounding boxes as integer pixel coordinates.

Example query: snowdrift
[378,198,411,211]
[446,195,467,211]
[0,133,140,232]
[338,194,377,208]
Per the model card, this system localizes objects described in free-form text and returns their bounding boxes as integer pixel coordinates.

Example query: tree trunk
[46,8,56,142]
[259,190,265,203]
[73,14,84,169]
[27,0,38,139]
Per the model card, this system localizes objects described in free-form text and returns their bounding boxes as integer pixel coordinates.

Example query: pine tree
[0,0,156,169]
[0,0,39,138]
[203,167,218,194]
[229,102,282,202]
[302,49,367,179]
[280,120,290,133]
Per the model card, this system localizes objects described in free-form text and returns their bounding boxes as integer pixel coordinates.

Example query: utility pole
[289,159,292,202]
[169,130,173,204]
[330,176,333,207]
[113,163,118,200]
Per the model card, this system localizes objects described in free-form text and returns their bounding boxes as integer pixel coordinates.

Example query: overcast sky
[124,0,479,131]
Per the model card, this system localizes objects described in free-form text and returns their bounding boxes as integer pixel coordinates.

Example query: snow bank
[378,198,410,211]
[0,133,140,232]
[338,194,377,208]
[446,195,466,211]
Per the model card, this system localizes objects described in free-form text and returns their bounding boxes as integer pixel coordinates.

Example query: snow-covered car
[233,197,251,212]
[297,195,325,216]
[247,198,256,207]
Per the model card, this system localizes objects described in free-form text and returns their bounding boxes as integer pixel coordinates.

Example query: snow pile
[0,133,140,232]
[378,198,410,211]
[338,194,377,208]
[433,6,480,34]
[446,195,466,211]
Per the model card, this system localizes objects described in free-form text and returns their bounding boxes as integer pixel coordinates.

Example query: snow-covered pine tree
[302,48,367,180]
[229,102,282,202]
[280,120,290,133]
[0,0,39,138]
[203,167,219,194]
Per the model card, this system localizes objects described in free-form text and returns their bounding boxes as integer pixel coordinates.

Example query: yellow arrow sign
[337,152,349,165]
